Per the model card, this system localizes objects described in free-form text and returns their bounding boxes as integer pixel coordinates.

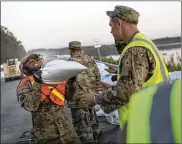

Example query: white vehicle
[3,58,21,82]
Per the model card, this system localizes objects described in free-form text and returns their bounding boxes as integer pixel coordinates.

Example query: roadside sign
[93,39,101,48]
[93,39,101,61]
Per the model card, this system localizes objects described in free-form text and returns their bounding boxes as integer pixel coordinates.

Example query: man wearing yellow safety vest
[17,53,80,144]
[85,5,173,143]
[126,78,181,143]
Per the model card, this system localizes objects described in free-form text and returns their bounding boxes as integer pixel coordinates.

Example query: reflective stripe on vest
[117,33,169,128]
[40,82,66,105]
[48,86,64,101]
[42,83,65,105]
[18,76,65,106]
[127,79,181,143]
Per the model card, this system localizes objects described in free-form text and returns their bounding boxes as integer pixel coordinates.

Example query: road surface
[1,79,122,144]
[1,79,32,144]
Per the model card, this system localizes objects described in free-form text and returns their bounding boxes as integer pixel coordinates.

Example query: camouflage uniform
[17,54,80,144]
[66,41,101,144]
[94,6,156,113]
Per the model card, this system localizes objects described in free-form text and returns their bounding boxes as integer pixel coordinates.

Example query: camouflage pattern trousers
[71,107,100,144]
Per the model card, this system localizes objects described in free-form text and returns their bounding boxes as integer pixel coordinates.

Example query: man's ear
[113,18,122,27]
[117,19,123,27]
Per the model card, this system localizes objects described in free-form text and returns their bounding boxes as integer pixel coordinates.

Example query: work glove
[68,76,77,90]
[33,69,43,83]
[111,75,117,82]
[69,76,76,81]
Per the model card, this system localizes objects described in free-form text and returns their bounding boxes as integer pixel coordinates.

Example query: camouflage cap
[22,53,40,64]
[19,53,41,73]
[69,41,81,50]
[106,5,140,24]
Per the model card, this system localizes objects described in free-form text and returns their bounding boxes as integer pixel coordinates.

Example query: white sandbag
[105,110,119,125]
[95,106,120,125]
[96,62,117,86]
[95,104,101,112]
[101,73,117,86]
[96,108,107,117]
[95,62,119,125]
[41,60,88,84]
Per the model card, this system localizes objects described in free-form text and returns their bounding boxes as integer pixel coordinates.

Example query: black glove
[111,75,117,82]
[69,76,76,82]
[33,69,43,83]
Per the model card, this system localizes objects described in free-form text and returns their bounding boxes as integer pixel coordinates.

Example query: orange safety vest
[17,76,66,106]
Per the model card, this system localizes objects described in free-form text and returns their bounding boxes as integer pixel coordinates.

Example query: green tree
[1,25,27,64]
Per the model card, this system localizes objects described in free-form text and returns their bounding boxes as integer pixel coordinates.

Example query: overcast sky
[1,1,181,51]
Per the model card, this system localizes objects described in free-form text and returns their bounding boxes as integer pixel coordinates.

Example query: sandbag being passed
[96,62,117,86]
[41,60,89,84]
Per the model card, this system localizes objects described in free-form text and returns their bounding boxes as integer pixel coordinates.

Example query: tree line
[29,36,181,57]
[1,26,27,64]
[1,25,180,64]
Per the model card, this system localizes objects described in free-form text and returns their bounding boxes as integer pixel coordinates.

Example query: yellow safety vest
[117,33,169,128]
[127,79,181,143]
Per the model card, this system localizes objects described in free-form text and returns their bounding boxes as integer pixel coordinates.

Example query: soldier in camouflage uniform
[65,41,101,144]
[17,53,80,144]
[85,4,167,126]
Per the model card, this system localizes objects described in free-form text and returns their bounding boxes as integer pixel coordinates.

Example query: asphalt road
[1,79,32,144]
[1,79,122,144]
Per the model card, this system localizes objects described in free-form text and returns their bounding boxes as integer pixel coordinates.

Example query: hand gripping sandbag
[41,60,89,84]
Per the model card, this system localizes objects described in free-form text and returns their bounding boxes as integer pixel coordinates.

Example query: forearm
[94,88,122,113]
[94,77,138,114]
[94,47,150,113]
[88,79,133,114]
